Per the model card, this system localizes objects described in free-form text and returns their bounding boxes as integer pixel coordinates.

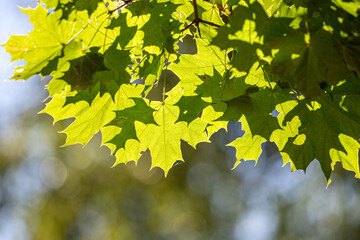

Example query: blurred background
[1,0,360,239]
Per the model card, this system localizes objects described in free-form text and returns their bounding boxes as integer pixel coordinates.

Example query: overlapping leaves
[4,0,360,181]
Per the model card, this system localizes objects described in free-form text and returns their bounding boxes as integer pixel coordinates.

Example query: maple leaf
[217,64,298,167]
[133,94,209,175]
[4,5,78,80]
[282,94,360,179]
[175,95,210,123]
[269,29,352,98]
[42,93,115,146]
[224,82,297,166]
[108,98,157,150]
[229,99,301,167]
[42,84,146,147]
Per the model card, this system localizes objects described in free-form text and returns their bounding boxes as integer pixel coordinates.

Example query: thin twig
[181,0,221,38]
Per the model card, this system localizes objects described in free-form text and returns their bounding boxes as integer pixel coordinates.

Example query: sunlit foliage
[4,0,360,180]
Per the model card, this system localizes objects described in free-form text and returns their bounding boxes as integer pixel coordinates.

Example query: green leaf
[101,84,147,152]
[42,92,115,146]
[42,84,145,148]
[270,29,351,97]
[341,38,360,77]
[108,98,157,150]
[52,0,104,19]
[230,97,301,168]
[282,95,360,179]
[100,47,132,97]
[137,52,166,91]
[229,116,266,166]
[168,39,228,96]
[332,0,360,17]
[212,3,263,72]
[196,68,250,102]
[4,5,77,80]
[73,0,103,15]
[128,0,181,52]
[202,102,229,137]
[175,95,210,123]
[63,48,106,92]
[134,100,209,175]
[63,46,131,104]
[258,0,283,16]
[330,134,360,178]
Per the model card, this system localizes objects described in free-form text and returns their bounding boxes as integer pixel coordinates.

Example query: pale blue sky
[0,0,44,130]
[0,0,37,80]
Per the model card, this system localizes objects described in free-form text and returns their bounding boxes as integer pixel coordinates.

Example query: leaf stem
[261,66,274,92]
[162,55,169,103]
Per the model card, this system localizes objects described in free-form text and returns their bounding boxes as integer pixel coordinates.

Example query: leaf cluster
[4,0,360,181]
